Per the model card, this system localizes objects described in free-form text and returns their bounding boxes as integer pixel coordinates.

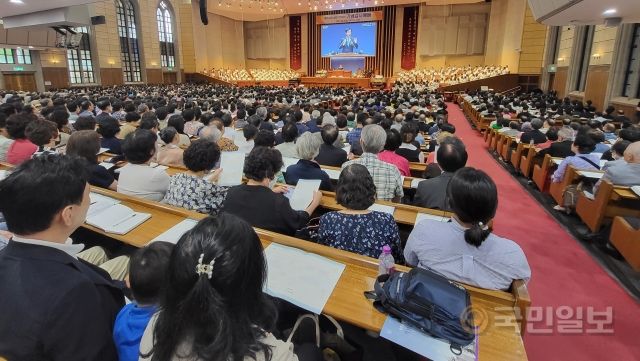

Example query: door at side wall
[2,72,37,91]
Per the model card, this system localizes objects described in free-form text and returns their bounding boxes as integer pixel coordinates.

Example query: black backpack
[366,267,475,351]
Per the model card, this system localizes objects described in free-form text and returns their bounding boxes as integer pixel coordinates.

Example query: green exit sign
[13,66,24,71]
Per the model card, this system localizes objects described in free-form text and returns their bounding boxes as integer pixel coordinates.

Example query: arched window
[116,0,142,82]
[67,27,95,84]
[157,1,175,68]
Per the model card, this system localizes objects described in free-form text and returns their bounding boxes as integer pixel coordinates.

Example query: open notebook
[85,202,151,235]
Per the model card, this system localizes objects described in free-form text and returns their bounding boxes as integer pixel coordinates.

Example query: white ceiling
[0,0,101,18]
[528,0,640,25]
[205,0,483,21]
[0,0,485,22]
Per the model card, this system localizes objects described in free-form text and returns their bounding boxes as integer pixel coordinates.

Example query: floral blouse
[162,173,228,215]
[318,211,402,259]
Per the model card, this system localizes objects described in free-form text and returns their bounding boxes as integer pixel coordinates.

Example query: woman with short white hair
[283,132,333,191]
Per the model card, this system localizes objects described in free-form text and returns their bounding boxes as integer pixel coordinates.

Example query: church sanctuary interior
[1,0,640,360]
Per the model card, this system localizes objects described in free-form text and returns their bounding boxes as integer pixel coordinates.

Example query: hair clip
[478,222,489,231]
[195,253,216,279]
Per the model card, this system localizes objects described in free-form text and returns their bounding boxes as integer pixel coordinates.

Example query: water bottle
[378,245,396,276]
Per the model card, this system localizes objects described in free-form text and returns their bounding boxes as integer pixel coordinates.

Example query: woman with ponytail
[404,167,531,290]
[139,213,300,361]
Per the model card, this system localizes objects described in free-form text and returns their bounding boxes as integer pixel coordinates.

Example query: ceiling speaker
[603,17,622,27]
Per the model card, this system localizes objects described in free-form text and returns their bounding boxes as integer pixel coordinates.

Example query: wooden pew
[575,181,640,233]
[518,146,537,179]
[500,137,515,161]
[609,216,640,271]
[532,154,557,192]
[548,166,596,205]
[509,142,527,170]
[490,131,500,152]
[319,190,452,226]
[352,155,428,178]
[321,164,425,191]
[484,126,493,145]
[83,187,530,357]
[94,159,444,227]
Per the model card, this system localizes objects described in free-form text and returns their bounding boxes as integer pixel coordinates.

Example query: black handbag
[366,267,475,351]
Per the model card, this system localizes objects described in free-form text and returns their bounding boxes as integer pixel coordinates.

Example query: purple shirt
[551,153,601,183]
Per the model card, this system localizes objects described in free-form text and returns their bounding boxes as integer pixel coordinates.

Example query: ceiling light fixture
[9,0,24,4]
[602,8,616,15]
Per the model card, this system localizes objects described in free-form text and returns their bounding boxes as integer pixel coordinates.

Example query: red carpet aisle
[445,104,640,360]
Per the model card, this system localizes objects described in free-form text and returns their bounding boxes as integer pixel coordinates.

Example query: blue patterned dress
[318,211,402,259]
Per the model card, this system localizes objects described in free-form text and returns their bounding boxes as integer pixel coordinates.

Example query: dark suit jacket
[315,143,348,167]
[284,159,334,191]
[537,140,575,159]
[520,130,547,144]
[0,241,124,361]
[414,172,454,210]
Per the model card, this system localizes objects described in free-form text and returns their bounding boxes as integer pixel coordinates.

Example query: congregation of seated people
[14,82,640,361]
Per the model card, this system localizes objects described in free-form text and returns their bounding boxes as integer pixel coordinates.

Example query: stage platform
[231,77,372,88]
[236,80,290,87]
[299,77,370,88]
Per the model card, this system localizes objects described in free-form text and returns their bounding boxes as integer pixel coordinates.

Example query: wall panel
[552,66,568,98]
[583,65,610,111]
[41,67,69,89]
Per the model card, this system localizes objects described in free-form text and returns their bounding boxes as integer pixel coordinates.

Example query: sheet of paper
[151,218,198,244]
[88,193,121,217]
[97,147,109,155]
[263,243,345,314]
[368,203,395,215]
[324,168,341,180]
[631,186,640,197]
[551,158,562,165]
[380,317,477,361]
[289,179,321,211]
[0,170,9,181]
[415,212,449,224]
[218,151,245,186]
[577,171,604,179]
[342,144,351,155]
[410,178,424,189]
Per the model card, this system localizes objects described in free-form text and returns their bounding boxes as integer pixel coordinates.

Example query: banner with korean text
[316,11,383,25]
[401,6,419,70]
[289,16,302,70]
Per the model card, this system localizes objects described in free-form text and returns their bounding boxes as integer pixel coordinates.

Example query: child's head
[603,123,616,133]
[129,241,174,305]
